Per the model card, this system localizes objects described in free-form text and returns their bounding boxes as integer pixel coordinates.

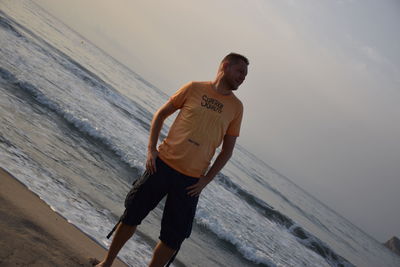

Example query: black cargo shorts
[120,157,199,250]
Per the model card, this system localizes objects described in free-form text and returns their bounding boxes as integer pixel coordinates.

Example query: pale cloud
[360,45,384,63]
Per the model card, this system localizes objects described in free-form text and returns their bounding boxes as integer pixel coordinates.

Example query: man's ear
[221,61,230,72]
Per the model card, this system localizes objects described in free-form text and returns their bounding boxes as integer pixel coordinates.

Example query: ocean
[1,1,399,266]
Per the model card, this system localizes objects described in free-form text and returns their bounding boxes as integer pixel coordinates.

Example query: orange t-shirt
[158,81,243,177]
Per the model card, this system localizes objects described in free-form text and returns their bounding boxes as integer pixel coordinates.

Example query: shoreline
[0,167,127,267]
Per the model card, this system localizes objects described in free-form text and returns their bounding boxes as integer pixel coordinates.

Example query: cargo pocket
[124,171,150,208]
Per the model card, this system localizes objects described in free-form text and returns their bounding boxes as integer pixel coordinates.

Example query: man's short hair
[222,53,249,66]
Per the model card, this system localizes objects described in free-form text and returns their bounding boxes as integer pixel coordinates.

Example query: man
[94,53,248,267]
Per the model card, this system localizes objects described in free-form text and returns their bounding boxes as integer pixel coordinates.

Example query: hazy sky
[33,0,400,242]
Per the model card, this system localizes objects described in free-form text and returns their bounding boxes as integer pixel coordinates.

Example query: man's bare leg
[148,241,177,267]
[95,222,137,267]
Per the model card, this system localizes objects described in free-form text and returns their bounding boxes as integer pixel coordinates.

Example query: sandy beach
[0,167,127,267]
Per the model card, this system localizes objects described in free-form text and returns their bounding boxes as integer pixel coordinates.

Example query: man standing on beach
[93,53,248,267]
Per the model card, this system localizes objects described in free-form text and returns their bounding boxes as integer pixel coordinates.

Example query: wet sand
[0,167,127,267]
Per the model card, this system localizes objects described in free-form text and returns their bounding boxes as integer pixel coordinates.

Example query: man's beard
[224,77,239,91]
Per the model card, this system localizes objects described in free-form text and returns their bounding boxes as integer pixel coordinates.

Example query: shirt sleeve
[169,81,192,108]
[226,102,243,137]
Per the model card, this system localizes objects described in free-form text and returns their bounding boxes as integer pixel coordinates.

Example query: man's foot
[88,258,109,267]
[89,258,100,266]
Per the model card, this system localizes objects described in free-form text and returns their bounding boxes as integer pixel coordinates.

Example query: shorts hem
[159,236,183,250]
[120,210,142,227]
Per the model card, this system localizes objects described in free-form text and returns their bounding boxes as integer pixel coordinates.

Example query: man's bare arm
[187,135,237,196]
[146,101,178,174]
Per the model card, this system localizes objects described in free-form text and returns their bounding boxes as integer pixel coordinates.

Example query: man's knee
[156,241,177,252]
[118,222,137,236]
[159,234,184,251]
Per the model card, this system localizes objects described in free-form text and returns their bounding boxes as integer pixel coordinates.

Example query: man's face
[224,60,248,90]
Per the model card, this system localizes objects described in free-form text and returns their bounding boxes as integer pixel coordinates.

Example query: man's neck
[211,79,232,96]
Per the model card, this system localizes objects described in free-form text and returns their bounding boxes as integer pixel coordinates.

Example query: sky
[33,0,400,242]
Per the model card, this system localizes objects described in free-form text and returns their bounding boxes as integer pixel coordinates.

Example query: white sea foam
[196,182,331,267]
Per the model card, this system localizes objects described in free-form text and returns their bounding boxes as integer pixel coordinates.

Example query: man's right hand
[146,149,159,174]
[145,101,177,175]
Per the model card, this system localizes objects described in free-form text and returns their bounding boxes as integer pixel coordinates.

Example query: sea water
[1,1,400,266]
